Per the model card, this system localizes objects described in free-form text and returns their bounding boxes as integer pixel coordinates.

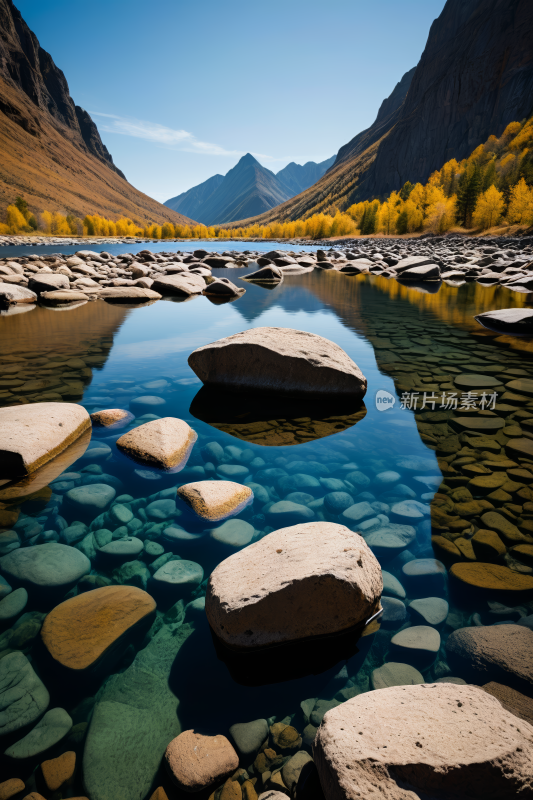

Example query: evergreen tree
[399,181,414,201]
[15,196,29,220]
[456,165,482,227]
[396,210,408,234]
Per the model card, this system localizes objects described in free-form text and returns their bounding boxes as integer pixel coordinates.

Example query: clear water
[1,251,533,797]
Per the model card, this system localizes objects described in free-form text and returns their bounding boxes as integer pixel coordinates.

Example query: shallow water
[1,250,533,797]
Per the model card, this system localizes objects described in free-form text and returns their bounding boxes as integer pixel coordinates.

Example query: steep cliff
[0,0,196,224]
[229,0,533,227]
[360,0,533,198]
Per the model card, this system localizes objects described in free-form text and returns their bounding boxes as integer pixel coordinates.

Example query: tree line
[2,117,532,239]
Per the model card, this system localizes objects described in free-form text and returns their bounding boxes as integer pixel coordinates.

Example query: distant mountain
[276,156,336,196]
[165,173,224,218]
[164,153,334,225]
[0,0,196,224]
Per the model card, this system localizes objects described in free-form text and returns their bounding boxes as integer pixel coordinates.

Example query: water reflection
[190,386,367,446]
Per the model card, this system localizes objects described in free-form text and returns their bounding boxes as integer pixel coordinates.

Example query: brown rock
[164,730,239,792]
[0,779,25,800]
[90,409,132,428]
[41,586,156,671]
[480,511,533,545]
[472,529,507,561]
[205,522,382,649]
[41,751,76,792]
[22,795,46,800]
[220,779,242,800]
[242,780,258,800]
[313,683,533,800]
[188,327,367,399]
[446,624,533,695]
[450,562,533,594]
[270,723,302,752]
[482,682,533,726]
[28,273,69,293]
[0,402,91,479]
[149,789,170,800]
[178,480,253,522]
[431,536,461,564]
[117,417,197,471]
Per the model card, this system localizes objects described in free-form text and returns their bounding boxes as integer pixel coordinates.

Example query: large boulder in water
[205,521,382,649]
[0,402,91,479]
[188,327,367,398]
[314,683,533,800]
[0,543,90,596]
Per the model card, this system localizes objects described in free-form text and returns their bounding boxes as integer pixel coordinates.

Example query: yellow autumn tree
[6,205,29,233]
[507,178,533,225]
[472,185,505,229]
[378,191,400,234]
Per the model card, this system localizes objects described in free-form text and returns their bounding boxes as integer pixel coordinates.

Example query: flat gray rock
[365,523,416,557]
[381,570,406,599]
[0,543,90,593]
[4,707,72,759]
[390,625,441,667]
[152,560,204,592]
[99,537,144,558]
[210,519,254,549]
[0,651,49,735]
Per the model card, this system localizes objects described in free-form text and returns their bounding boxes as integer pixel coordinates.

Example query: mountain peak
[238,152,260,166]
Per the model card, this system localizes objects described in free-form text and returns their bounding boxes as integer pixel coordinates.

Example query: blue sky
[18,0,446,202]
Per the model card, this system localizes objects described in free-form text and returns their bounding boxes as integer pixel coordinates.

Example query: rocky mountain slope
[0,0,196,224]
[227,0,533,226]
[165,154,334,224]
[276,156,335,195]
[165,173,224,219]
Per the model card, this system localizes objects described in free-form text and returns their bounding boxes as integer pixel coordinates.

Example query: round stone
[99,537,144,559]
[217,464,249,480]
[228,719,269,759]
[324,492,354,514]
[408,597,449,627]
[390,500,429,524]
[380,596,407,628]
[64,483,116,518]
[90,409,133,428]
[78,442,112,462]
[402,558,446,597]
[278,473,322,498]
[390,625,441,667]
[371,662,424,690]
[266,501,315,526]
[341,501,375,524]
[210,519,254,549]
[381,570,406,599]
[0,543,90,595]
[373,471,401,489]
[365,524,417,558]
[162,526,206,547]
[130,396,167,414]
[454,374,503,390]
[164,731,239,792]
[152,560,204,594]
[109,503,134,525]
[177,480,253,522]
[146,499,176,520]
[0,587,27,622]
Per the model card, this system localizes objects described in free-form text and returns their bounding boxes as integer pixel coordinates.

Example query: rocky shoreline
[2,235,533,313]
